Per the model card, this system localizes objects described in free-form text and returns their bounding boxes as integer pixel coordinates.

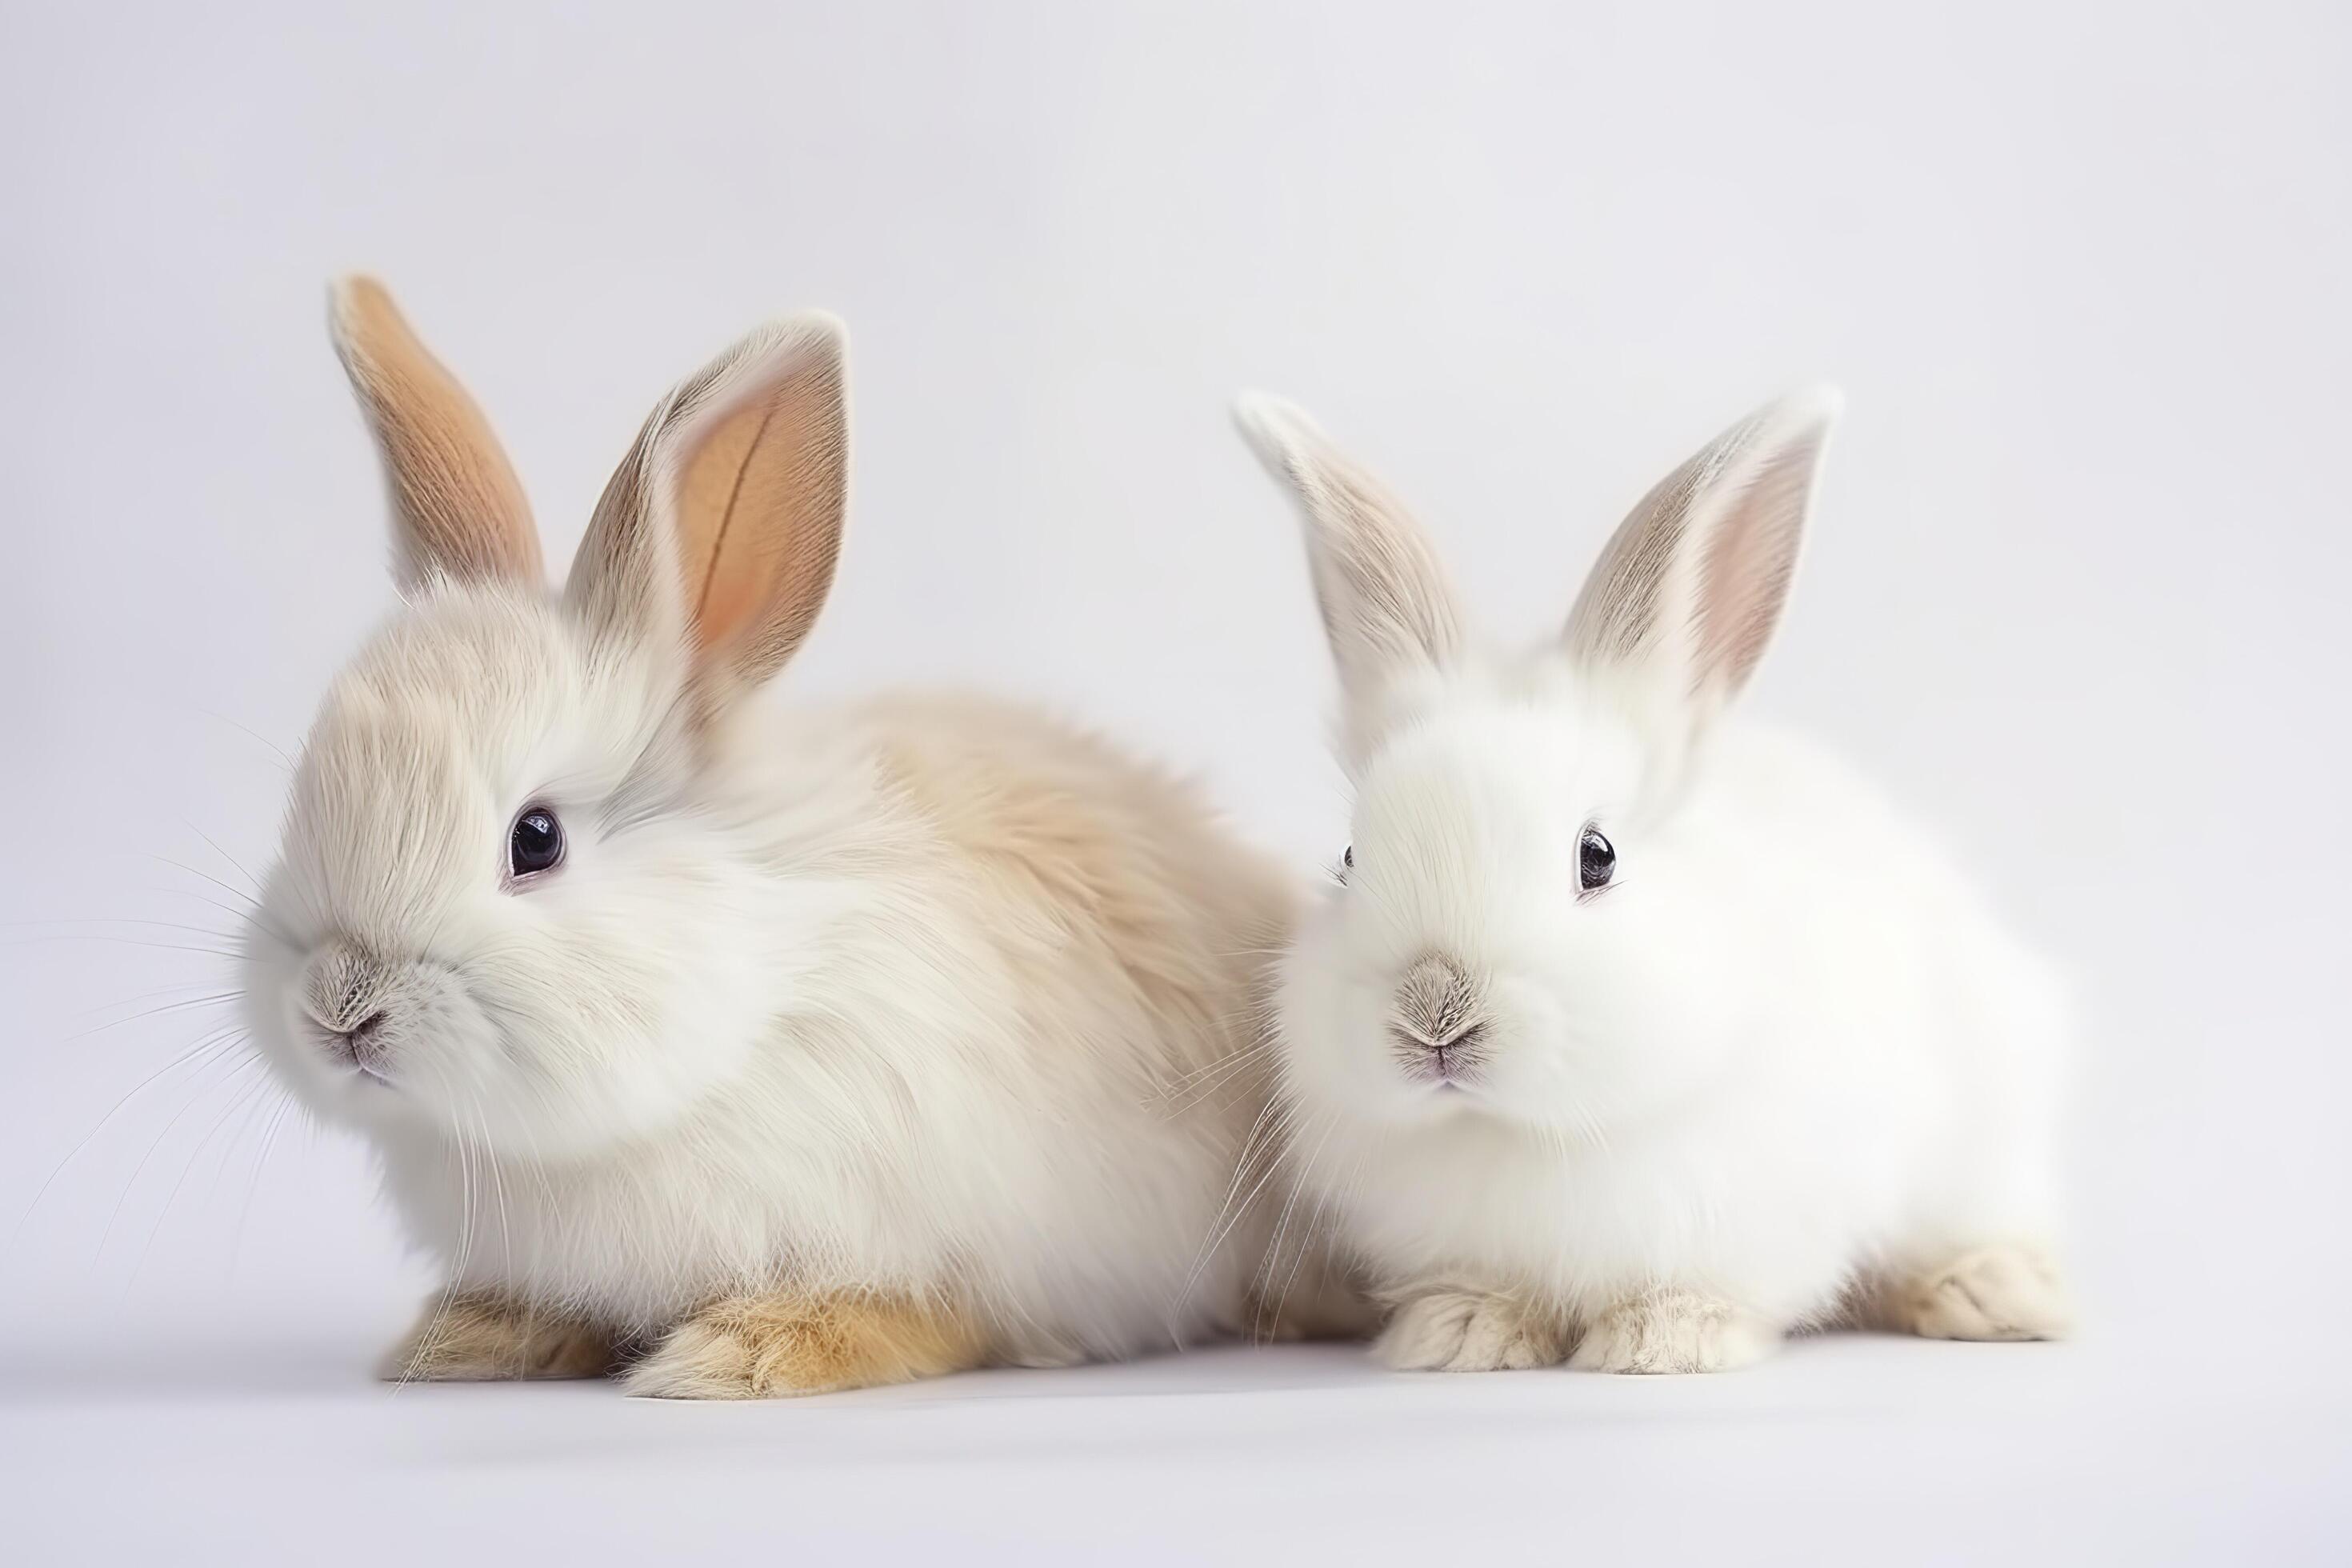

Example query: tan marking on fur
[623,1291,987,1399]
[328,277,543,589]
[865,693,1294,1089]
[381,1290,617,1382]
[856,694,1371,1343]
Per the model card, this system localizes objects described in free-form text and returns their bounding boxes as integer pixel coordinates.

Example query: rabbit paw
[380,1290,616,1382]
[622,1291,986,1400]
[1374,1287,1566,1372]
[1899,1246,2073,1342]
[1570,1289,1774,1374]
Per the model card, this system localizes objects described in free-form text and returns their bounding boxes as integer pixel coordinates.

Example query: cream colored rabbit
[238,279,1356,1398]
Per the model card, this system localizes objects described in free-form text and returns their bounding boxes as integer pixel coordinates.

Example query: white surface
[2,1,2347,1562]
[6,1337,2345,1564]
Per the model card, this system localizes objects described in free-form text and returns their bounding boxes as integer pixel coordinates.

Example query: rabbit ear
[1566,387,1840,724]
[327,277,542,590]
[566,314,848,700]
[1235,394,1464,707]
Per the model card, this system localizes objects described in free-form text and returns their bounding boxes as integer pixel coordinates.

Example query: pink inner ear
[665,342,846,686]
[676,397,786,654]
[1696,445,1809,697]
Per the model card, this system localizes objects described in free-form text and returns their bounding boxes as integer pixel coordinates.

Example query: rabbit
[1234,385,2074,1374]
[237,278,1362,1398]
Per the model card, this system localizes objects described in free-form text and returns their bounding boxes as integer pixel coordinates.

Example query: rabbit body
[242,285,1354,1398]
[1239,389,2073,1372]
[1281,707,2069,1369]
[327,647,1298,1364]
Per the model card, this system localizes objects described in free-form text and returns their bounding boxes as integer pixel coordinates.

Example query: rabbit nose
[320,1009,391,1070]
[303,938,394,1071]
[1391,954,1488,1055]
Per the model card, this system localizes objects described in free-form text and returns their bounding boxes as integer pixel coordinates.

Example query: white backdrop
[2,2,2346,1562]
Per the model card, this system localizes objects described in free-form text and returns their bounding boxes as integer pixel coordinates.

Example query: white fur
[1239,388,2072,1371]
[242,298,1334,1377]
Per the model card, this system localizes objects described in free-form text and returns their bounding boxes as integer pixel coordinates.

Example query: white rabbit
[238,278,1358,1398]
[1236,386,2072,1374]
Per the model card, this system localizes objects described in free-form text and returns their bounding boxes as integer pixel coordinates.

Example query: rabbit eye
[1340,844,1354,882]
[508,806,565,880]
[1578,826,1615,894]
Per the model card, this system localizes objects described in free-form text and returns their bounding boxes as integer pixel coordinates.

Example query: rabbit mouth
[1387,1021,1491,1088]
[302,1022,398,1089]
[1385,951,1493,1089]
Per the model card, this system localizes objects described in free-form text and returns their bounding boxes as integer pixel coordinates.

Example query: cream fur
[242,286,1354,1396]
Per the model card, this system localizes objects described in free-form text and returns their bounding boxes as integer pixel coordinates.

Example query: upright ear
[327,277,542,590]
[1234,394,1464,710]
[1565,387,1841,728]
[566,314,848,701]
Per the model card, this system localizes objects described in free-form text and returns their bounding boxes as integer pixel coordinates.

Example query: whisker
[6,1025,250,1247]
[227,1090,298,1280]
[1171,1096,1299,1334]
[181,822,267,896]
[126,1055,273,1290]
[174,826,314,953]
[69,981,231,1024]
[1254,1109,1340,1338]
[188,704,298,772]
[92,1032,256,1262]
[62,992,238,1043]
[3,933,243,960]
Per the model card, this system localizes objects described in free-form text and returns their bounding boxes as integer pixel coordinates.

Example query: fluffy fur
[1237,387,2073,1374]
[242,280,1358,1397]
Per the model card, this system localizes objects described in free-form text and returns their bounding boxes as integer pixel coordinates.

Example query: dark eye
[1578,826,1615,894]
[509,806,565,879]
[1339,844,1354,882]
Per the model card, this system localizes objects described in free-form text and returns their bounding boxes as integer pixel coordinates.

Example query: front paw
[380,1291,616,1382]
[1374,1288,1566,1372]
[622,1292,985,1400]
[1569,1288,1774,1374]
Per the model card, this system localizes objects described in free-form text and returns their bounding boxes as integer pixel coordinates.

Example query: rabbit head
[1238,387,1840,1138]
[243,279,849,1159]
